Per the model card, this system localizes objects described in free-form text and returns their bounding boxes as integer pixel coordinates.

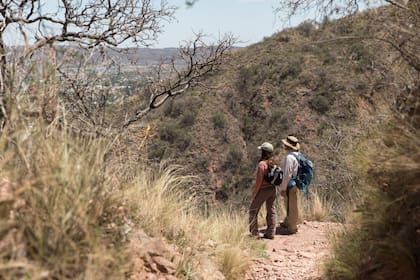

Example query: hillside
[147,6,418,215]
[142,5,419,279]
[0,3,418,280]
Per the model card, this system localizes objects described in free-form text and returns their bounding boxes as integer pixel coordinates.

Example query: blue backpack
[291,153,314,194]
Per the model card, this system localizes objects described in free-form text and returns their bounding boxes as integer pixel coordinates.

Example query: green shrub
[160,124,180,143]
[163,99,189,118]
[224,146,243,172]
[316,45,336,65]
[212,113,226,129]
[241,118,255,140]
[269,108,288,128]
[276,35,290,43]
[148,139,167,160]
[296,21,316,37]
[159,124,191,151]
[310,94,331,113]
[239,161,255,177]
[325,120,420,280]
[349,43,375,73]
[176,133,192,151]
[179,110,197,127]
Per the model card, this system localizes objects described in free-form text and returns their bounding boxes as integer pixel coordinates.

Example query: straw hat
[282,135,300,151]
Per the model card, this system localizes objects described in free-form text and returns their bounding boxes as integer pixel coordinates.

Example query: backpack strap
[264,159,270,175]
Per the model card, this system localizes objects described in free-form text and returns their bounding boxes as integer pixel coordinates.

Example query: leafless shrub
[0,1,235,134]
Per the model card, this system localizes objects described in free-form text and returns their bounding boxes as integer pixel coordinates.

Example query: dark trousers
[249,186,277,237]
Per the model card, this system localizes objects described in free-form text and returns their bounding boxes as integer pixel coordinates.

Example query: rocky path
[126,221,343,280]
[245,221,343,280]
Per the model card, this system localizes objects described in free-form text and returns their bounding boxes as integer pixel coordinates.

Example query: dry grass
[119,164,195,242]
[305,189,335,222]
[0,121,128,279]
[326,227,363,280]
[273,188,335,224]
[324,117,420,280]
[205,210,256,279]
[0,118,259,279]
[216,245,250,280]
[119,167,256,279]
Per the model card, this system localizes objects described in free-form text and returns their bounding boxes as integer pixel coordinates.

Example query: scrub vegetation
[0,1,419,279]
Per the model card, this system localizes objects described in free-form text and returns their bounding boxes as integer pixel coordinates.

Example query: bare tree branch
[384,0,409,10]
[123,33,235,128]
[0,0,178,131]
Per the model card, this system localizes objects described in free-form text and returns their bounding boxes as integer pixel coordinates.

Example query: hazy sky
[154,0,296,48]
[4,0,306,49]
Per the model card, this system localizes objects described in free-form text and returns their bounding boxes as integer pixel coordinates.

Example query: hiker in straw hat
[248,142,277,239]
[277,135,301,235]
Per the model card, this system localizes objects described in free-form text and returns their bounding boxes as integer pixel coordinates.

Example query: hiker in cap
[278,135,301,235]
[249,142,277,239]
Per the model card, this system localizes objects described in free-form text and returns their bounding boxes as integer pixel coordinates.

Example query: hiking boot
[277,227,297,235]
[263,233,274,239]
[278,222,288,229]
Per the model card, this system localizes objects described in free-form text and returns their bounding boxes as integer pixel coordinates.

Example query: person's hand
[280,190,286,197]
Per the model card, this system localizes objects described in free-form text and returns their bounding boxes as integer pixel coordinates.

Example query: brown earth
[246,221,343,280]
[128,229,180,280]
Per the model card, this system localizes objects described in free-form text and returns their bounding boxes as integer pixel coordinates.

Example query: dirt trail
[246,221,343,280]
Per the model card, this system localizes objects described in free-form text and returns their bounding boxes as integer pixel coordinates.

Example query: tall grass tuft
[274,189,335,224]
[217,245,250,280]
[0,119,259,279]
[120,168,256,278]
[0,121,128,279]
[305,189,335,221]
[205,209,254,279]
[327,228,363,279]
[119,164,196,244]
[324,119,420,280]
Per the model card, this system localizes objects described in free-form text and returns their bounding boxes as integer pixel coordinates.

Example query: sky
[156,0,386,48]
[152,0,298,48]
[4,0,307,49]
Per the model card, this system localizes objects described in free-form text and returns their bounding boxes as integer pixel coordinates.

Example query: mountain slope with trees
[0,1,418,279]
[149,5,417,211]
[147,3,419,279]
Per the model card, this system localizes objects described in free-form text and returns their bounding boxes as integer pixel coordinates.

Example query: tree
[122,33,234,128]
[0,0,234,131]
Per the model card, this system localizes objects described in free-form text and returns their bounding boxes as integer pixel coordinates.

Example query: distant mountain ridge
[105,47,180,65]
[10,45,180,66]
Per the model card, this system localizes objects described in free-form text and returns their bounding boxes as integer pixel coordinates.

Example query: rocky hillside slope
[147,6,418,214]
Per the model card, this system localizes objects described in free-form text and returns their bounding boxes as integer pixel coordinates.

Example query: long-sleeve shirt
[253,160,271,196]
[279,151,299,192]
